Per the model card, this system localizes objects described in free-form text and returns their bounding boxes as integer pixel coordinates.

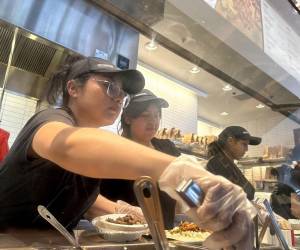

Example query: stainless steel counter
[0,226,284,250]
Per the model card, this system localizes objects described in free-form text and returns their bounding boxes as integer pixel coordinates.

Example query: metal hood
[0,0,140,99]
[0,22,67,99]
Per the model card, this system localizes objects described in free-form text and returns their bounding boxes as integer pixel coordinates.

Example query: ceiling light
[222,84,232,91]
[220,112,229,116]
[256,104,265,109]
[145,39,158,51]
[28,34,38,40]
[190,65,200,74]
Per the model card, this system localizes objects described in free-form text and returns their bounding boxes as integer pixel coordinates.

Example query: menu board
[262,1,300,82]
[203,0,263,48]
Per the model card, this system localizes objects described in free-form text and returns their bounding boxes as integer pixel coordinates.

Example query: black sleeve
[6,108,75,166]
[165,139,181,157]
[151,138,181,157]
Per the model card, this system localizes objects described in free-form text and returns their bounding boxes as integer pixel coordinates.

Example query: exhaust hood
[0,0,140,100]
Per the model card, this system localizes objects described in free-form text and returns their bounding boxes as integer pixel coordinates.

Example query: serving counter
[0,226,285,250]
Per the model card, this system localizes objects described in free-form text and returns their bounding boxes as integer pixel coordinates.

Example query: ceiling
[138,34,280,127]
[95,0,300,125]
[135,0,300,127]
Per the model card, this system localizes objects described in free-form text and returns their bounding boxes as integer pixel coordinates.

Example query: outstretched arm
[32,121,174,180]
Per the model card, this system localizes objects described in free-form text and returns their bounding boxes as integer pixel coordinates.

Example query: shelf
[177,148,208,160]
[238,158,286,166]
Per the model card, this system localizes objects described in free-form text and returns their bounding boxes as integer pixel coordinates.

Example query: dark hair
[207,141,222,158]
[46,54,88,106]
[119,100,162,138]
[208,132,245,158]
[207,134,234,158]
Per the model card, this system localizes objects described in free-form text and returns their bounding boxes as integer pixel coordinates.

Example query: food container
[91,214,148,242]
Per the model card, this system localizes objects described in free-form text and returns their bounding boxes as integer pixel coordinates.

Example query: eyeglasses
[91,78,130,108]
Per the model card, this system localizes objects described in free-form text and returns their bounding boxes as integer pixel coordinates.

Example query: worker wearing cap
[100,89,180,229]
[207,126,262,200]
[0,56,255,249]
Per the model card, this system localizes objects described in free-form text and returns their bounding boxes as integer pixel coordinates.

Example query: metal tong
[134,176,169,250]
[37,205,81,249]
[262,199,290,250]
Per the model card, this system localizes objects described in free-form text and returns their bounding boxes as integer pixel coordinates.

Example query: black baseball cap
[218,126,261,145]
[67,57,145,94]
[130,89,169,108]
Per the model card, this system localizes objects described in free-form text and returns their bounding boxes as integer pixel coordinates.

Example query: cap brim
[132,96,169,108]
[249,136,262,145]
[91,68,145,94]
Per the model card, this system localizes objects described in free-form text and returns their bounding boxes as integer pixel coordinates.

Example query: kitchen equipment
[37,205,81,249]
[134,176,169,250]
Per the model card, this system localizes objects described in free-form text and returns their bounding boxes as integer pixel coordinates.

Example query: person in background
[100,89,180,229]
[207,126,261,200]
[0,56,254,250]
[271,144,300,219]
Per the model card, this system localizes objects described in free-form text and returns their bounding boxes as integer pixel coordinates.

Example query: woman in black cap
[120,89,180,155]
[0,56,254,250]
[207,126,261,200]
[100,89,180,229]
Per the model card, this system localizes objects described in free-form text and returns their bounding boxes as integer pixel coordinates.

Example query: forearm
[85,195,117,219]
[33,122,174,180]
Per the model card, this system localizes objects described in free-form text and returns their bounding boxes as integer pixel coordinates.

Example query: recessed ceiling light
[145,40,158,51]
[220,112,229,116]
[190,65,200,74]
[222,84,232,91]
[28,34,38,40]
[256,104,265,109]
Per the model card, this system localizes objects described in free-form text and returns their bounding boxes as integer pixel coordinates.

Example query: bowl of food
[92,214,148,232]
[92,214,148,242]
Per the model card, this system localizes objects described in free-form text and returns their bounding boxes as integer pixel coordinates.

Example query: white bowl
[92,214,148,232]
[91,214,148,242]
[95,227,146,242]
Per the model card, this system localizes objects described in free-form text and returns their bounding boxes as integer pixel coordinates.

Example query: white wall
[104,64,199,134]
[197,120,222,136]
[137,64,198,133]
[0,89,37,147]
[237,112,299,157]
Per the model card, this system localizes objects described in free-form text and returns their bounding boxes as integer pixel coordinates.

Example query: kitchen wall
[197,120,222,137]
[102,63,199,134]
[0,89,37,147]
[237,111,299,157]
[137,64,198,134]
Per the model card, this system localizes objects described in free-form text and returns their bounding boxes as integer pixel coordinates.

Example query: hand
[159,155,255,249]
[204,210,254,250]
[115,200,145,222]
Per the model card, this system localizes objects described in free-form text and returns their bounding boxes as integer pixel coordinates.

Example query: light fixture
[222,84,232,91]
[28,34,38,40]
[190,65,200,74]
[220,112,229,116]
[145,38,158,51]
[256,104,265,109]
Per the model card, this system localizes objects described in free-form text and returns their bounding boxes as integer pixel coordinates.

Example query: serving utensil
[37,205,81,249]
[134,176,169,250]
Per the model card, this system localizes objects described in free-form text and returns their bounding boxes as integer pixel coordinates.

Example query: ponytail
[207,140,223,158]
[46,54,84,106]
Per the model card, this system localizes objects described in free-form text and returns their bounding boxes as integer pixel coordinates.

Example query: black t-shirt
[100,138,180,229]
[206,151,255,200]
[0,108,100,229]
